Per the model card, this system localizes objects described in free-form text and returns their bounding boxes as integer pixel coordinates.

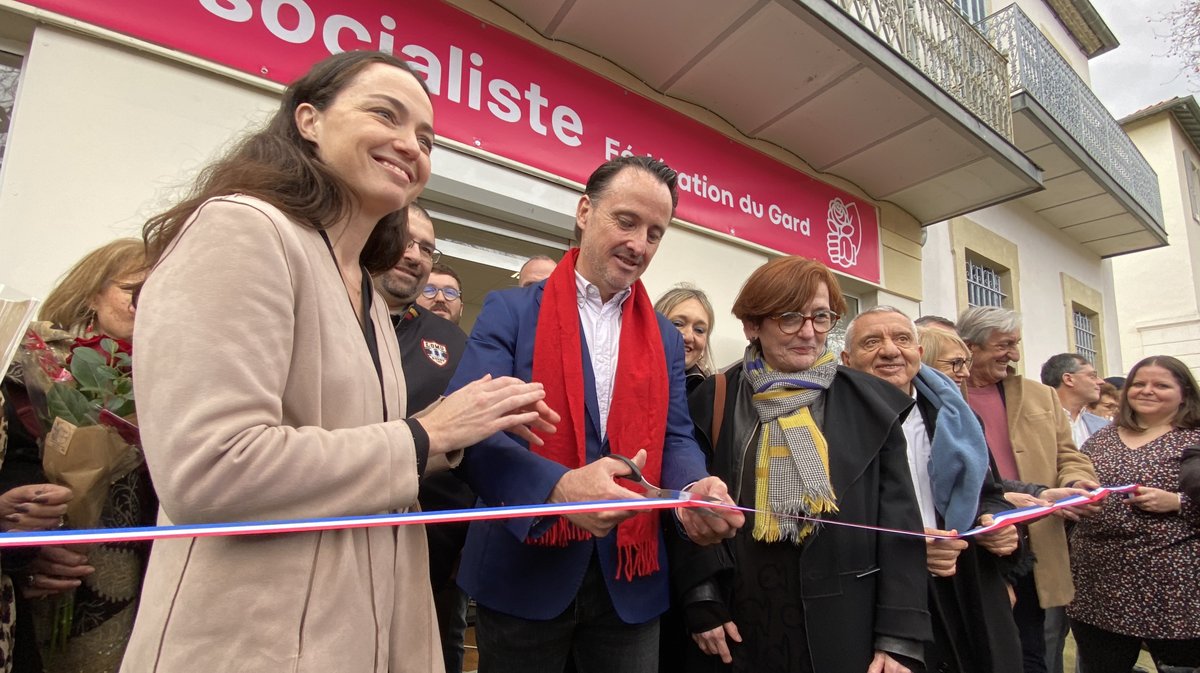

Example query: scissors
[605,453,724,516]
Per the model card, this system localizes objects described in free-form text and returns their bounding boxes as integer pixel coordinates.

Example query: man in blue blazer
[446,156,743,673]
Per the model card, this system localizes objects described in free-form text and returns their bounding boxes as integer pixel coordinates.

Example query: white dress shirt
[1068,409,1092,450]
[901,392,938,530]
[575,272,631,440]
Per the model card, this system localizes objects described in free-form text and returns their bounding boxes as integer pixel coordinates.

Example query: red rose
[69,335,134,371]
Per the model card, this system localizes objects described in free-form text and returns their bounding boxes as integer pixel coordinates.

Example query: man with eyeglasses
[418,262,465,325]
[1040,354,1108,450]
[958,307,1099,673]
[373,202,472,673]
[842,306,1022,673]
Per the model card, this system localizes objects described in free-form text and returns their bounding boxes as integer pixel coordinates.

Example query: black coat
[915,393,1023,673]
[670,364,931,673]
[1182,444,1200,504]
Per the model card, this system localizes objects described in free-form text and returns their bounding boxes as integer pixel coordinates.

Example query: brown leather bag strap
[711,371,727,446]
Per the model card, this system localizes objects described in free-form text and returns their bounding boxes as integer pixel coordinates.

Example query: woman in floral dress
[1068,355,1200,673]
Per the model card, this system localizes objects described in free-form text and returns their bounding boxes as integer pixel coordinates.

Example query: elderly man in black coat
[841,306,1023,673]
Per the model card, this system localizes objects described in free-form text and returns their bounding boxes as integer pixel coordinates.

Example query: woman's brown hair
[142,51,430,275]
[1116,355,1200,431]
[39,238,146,334]
[731,256,847,325]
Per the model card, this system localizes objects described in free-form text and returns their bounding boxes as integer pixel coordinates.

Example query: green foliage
[50,341,135,424]
[45,384,95,427]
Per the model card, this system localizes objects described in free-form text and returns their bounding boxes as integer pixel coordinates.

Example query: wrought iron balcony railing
[978,4,1164,226]
[832,0,1014,140]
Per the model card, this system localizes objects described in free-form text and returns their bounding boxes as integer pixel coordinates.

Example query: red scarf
[529,248,668,580]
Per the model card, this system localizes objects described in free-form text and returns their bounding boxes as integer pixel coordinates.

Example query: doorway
[424,204,571,333]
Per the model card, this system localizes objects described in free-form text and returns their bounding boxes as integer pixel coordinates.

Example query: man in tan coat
[958,306,1099,673]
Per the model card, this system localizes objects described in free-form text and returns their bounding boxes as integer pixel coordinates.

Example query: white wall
[0,27,279,299]
[1110,114,1200,376]
[918,223,958,320]
[641,226,771,370]
[921,200,1123,376]
[1006,0,1093,82]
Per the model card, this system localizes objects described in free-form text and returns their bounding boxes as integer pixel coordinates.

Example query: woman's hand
[0,484,73,532]
[1041,485,1101,520]
[691,621,741,664]
[974,514,1018,557]
[23,545,94,599]
[418,375,560,455]
[677,477,744,545]
[1126,486,1182,514]
[867,650,912,673]
[1003,491,1048,509]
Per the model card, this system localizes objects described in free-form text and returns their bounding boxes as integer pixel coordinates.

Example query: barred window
[0,51,21,174]
[966,259,1006,307]
[1074,310,1098,363]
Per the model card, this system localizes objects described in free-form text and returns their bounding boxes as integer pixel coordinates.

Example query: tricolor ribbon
[0,484,1137,548]
[730,483,1139,540]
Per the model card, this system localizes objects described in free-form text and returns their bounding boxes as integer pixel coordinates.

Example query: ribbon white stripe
[0,484,1137,547]
[0,498,691,548]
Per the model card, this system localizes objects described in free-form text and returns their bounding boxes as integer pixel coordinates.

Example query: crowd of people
[1,51,1198,673]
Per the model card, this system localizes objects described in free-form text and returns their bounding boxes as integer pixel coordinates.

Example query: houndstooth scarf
[743,344,839,544]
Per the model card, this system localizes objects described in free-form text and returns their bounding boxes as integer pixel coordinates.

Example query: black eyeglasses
[405,239,442,264]
[422,284,461,302]
[937,357,972,373]
[770,311,840,335]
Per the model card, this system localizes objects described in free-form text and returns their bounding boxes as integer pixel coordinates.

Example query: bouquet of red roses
[18,325,142,529]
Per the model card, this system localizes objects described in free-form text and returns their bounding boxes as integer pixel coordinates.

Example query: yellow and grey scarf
[743,345,839,544]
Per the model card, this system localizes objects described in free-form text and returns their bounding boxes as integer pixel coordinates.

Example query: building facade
[0,0,1157,373]
[1109,97,1200,377]
[0,0,1051,367]
[921,0,1165,377]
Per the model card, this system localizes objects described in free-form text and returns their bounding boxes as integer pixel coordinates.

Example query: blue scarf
[911,365,989,532]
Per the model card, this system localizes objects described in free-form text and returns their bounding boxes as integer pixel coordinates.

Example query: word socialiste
[199,0,585,148]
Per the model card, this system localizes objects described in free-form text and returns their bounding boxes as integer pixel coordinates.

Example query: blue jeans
[475,555,659,673]
[1044,606,1069,673]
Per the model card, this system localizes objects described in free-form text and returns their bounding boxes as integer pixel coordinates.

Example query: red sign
[22,0,882,281]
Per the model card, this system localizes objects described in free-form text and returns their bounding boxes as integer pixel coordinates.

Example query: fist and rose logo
[826,198,861,269]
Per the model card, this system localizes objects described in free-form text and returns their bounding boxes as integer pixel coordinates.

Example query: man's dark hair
[1040,353,1089,388]
[574,156,678,240]
[429,261,462,290]
[408,201,431,225]
[915,315,956,330]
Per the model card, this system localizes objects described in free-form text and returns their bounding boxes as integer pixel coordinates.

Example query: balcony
[479,0,1041,225]
[979,4,1167,256]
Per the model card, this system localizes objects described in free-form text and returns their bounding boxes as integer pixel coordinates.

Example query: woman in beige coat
[123,51,557,673]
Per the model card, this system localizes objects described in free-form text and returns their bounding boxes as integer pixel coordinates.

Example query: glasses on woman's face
[937,357,973,373]
[770,310,840,335]
[405,239,442,264]
[422,284,461,302]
